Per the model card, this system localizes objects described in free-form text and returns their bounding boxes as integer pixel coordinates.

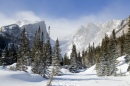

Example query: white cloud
[15,11,41,21]
[0,11,41,27]
[0,13,16,26]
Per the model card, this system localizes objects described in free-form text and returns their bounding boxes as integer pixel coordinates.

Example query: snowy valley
[0,16,130,86]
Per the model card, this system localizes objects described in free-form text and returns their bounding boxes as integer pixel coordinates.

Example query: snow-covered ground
[0,55,130,86]
[0,67,48,86]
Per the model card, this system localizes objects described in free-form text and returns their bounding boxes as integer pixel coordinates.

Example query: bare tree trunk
[46,67,54,86]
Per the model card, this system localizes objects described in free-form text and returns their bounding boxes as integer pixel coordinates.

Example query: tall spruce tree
[52,38,61,76]
[32,31,37,62]
[97,35,110,76]
[77,52,82,69]
[87,43,94,67]
[32,27,47,77]
[69,44,78,73]
[8,43,16,64]
[16,28,31,71]
[1,48,7,67]
[46,39,52,66]
[82,50,86,67]
[63,53,70,66]
[109,30,118,76]
[120,31,125,56]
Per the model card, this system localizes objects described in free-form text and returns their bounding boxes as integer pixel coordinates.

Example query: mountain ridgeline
[60,18,127,56]
[0,20,54,51]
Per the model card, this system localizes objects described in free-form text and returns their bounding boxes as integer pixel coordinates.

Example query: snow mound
[80,65,96,74]
[79,55,130,76]
[7,63,17,68]
[116,55,129,75]
[117,55,126,66]
[61,68,71,74]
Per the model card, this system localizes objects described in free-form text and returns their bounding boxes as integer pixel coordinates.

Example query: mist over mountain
[60,18,128,56]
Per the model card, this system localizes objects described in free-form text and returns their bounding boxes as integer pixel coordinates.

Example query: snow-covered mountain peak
[60,19,126,56]
[0,20,55,46]
[87,22,96,27]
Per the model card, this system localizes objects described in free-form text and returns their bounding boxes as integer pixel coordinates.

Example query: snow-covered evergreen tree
[119,31,125,56]
[82,50,86,67]
[69,44,78,73]
[45,39,52,66]
[52,38,61,76]
[63,53,70,66]
[32,28,45,75]
[16,28,31,71]
[109,30,118,76]
[77,52,82,69]
[125,16,130,55]
[1,48,7,67]
[32,28,51,78]
[8,43,16,64]
[97,35,111,76]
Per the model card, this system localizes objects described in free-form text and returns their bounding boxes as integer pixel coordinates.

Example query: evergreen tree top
[55,38,59,47]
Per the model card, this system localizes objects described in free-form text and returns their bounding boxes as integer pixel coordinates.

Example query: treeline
[63,16,130,75]
[0,27,62,78]
[81,16,130,76]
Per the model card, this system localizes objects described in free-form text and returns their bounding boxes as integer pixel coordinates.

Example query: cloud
[0,11,41,27]
[0,13,16,27]
[15,11,41,21]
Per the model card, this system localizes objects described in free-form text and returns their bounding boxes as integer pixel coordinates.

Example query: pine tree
[32,28,46,77]
[1,48,7,67]
[63,53,70,66]
[32,31,37,62]
[87,43,94,67]
[109,30,118,76]
[82,50,86,67]
[46,39,52,66]
[24,36,31,66]
[97,39,106,76]
[52,38,61,76]
[92,42,96,65]
[97,35,110,76]
[77,52,82,69]
[69,44,78,73]
[8,43,16,64]
[125,16,130,55]
[95,46,101,71]
[120,31,125,56]
[32,50,42,74]
[16,28,31,71]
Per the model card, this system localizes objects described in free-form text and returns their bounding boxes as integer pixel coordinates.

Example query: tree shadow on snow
[53,77,122,82]
[10,73,46,82]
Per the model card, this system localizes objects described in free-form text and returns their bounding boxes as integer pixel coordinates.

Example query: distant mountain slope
[60,18,128,56]
[0,20,54,43]
[0,20,54,48]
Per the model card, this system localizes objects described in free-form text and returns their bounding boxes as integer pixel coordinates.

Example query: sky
[0,0,130,39]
